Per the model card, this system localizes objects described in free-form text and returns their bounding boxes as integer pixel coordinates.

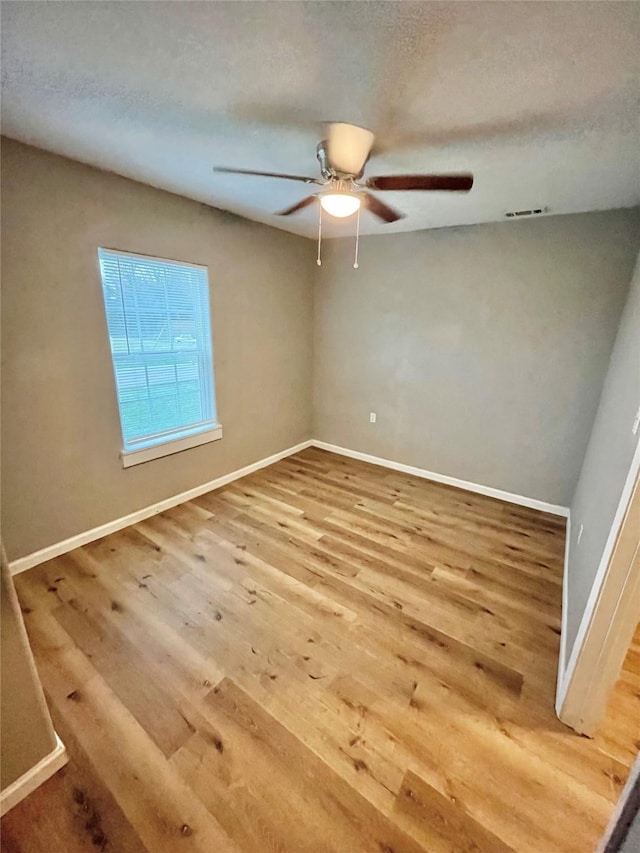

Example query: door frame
[556,441,640,735]
[595,754,640,852]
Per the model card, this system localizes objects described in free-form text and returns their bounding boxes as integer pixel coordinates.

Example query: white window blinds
[98,248,217,453]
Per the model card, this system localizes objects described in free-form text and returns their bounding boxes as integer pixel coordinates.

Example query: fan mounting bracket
[316,141,362,182]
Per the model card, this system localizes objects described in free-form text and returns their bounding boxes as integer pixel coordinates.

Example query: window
[98,248,221,467]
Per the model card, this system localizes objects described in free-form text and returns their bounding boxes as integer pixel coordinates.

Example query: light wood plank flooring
[3,448,639,852]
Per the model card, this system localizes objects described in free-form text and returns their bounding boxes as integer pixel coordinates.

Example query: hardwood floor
[2,448,639,852]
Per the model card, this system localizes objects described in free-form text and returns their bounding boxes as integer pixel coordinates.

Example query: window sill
[121,424,223,468]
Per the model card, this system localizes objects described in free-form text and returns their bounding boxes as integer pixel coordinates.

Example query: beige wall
[1,139,314,561]
[3,137,639,563]
[1,560,57,791]
[313,210,640,506]
[565,251,640,667]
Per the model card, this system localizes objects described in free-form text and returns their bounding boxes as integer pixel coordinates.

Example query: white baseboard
[9,436,569,576]
[0,733,67,817]
[311,440,570,517]
[9,440,313,575]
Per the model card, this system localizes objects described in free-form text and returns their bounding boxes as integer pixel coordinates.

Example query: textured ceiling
[2,1,639,239]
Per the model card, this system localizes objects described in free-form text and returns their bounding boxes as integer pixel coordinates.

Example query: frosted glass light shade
[320,193,361,218]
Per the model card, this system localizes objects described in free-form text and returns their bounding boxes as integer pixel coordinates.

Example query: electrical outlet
[632,405,640,436]
[369,412,377,424]
[577,524,584,545]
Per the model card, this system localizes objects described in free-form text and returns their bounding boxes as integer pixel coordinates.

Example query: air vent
[505,207,548,218]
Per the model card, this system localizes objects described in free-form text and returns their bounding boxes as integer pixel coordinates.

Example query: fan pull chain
[353,206,361,269]
[317,203,323,266]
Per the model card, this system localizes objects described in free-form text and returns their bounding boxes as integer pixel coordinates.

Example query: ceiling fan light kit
[319,191,361,218]
[214,122,474,269]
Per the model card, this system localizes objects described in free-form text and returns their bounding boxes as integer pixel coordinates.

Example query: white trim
[557,513,571,696]
[556,438,640,714]
[99,245,208,271]
[9,440,313,575]
[0,734,67,817]
[311,441,569,517]
[121,425,223,468]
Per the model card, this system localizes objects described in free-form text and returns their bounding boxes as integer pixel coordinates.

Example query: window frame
[97,247,222,468]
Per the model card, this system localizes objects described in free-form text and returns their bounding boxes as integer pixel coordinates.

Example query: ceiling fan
[214,122,473,223]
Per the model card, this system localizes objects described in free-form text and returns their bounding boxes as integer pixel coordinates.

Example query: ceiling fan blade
[214,167,320,185]
[362,192,405,224]
[326,123,375,177]
[366,174,474,192]
[276,195,317,216]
